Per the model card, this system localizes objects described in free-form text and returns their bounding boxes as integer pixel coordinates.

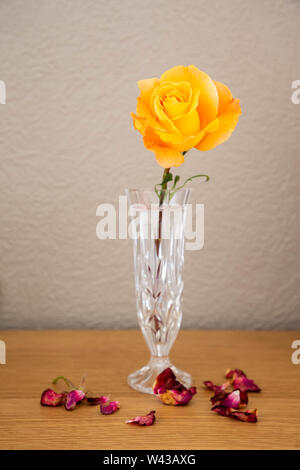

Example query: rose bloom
[131,65,241,168]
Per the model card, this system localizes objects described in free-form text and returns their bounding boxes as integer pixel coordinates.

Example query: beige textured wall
[0,0,299,329]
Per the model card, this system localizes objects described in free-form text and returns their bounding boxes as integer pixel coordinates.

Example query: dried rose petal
[225,368,245,379]
[212,388,248,408]
[100,400,120,415]
[210,390,228,405]
[86,395,110,405]
[162,386,197,405]
[232,375,261,393]
[204,380,231,405]
[212,405,257,423]
[225,369,261,392]
[153,368,178,394]
[153,368,196,406]
[239,391,248,406]
[64,389,85,411]
[206,369,259,423]
[211,405,228,417]
[41,389,65,407]
[203,380,229,393]
[220,390,244,409]
[228,408,258,423]
[126,410,156,426]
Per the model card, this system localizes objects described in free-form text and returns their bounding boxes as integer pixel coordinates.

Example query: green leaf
[154,184,161,197]
[155,170,173,199]
[174,175,180,185]
[161,171,173,186]
[170,175,180,192]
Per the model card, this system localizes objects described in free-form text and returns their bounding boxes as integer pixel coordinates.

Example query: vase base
[127,358,192,394]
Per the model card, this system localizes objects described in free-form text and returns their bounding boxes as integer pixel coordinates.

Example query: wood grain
[0,330,299,450]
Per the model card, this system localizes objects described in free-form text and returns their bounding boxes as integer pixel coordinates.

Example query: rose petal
[239,391,249,406]
[100,400,120,415]
[220,390,241,409]
[86,395,110,405]
[214,80,233,114]
[153,368,196,406]
[126,410,156,426]
[211,405,228,417]
[212,405,257,422]
[41,389,65,407]
[232,375,261,393]
[143,128,185,168]
[228,408,258,423]
[221,390,248,409]
[160,65,219,127]
[164,387,197,405]
[207,370,259,422]
[64,389,85,411]
[210,389,229,405]
[225,368,245,379]
[205,380,231,405]
[204,380,229,393]
[211,389,248,408]
[153,368,178,395]
[225,369,261,392]
[196,98,241,151]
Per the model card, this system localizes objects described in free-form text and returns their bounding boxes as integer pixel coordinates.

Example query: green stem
[162,168,170,189]
[155,167,170,256]
[52,376,73,389]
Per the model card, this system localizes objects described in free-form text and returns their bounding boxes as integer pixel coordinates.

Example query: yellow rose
[131,65,241,168]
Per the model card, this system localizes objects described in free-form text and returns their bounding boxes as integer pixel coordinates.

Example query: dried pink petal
[225,368,245,379]
[211,405,228,417]
[41,389,65,407]
[232,375,261,393]
[153,368,197,405]
[167,386,197,405]
[203,381,229,393]
[153,368,178,394]
[86,395,110,405]
[220,390,243,409]
[212,405,257,423]
[204,381,231,406]
[228,408,258,423]
[126,410,156,426]
[210,390,228,405]
[212,390,238,408]
[206,369,259,422]
[212,389,248,408]
[64,389,85,411]
[100,400,120,415]
[239,391,248,406]
[225,369,261,392]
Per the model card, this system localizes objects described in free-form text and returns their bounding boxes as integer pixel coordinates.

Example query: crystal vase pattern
[126,189,192,394]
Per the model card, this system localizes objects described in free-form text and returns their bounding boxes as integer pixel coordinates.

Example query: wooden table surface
[0,330,299,450]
